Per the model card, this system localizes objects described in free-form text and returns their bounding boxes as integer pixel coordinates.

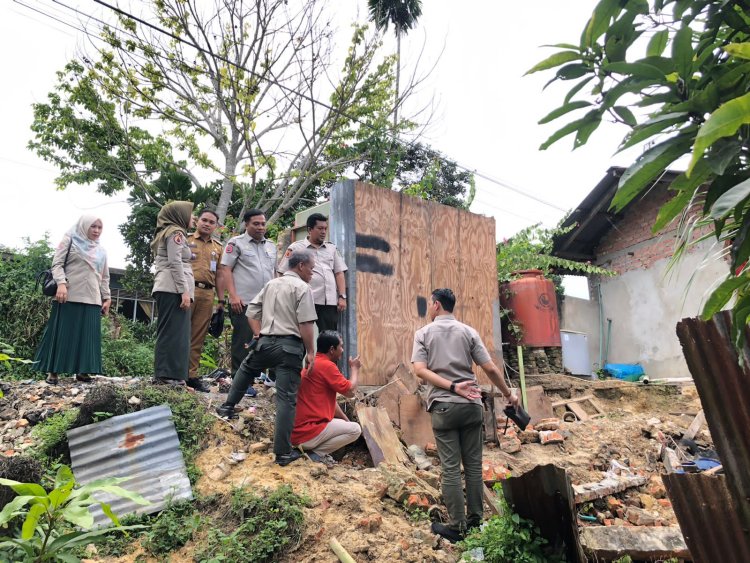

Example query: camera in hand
[503,404,531,431]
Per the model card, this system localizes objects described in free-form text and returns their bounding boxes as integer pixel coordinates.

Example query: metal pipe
[597,284,604,368]
[604,318,612,366]
[517,345,527,408]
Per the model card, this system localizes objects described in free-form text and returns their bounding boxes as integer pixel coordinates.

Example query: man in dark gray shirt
[412,288,518,543]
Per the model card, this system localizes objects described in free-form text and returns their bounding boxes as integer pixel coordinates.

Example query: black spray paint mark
[356,254,394,276]
[416,296,428,317]
[355,233,391,253]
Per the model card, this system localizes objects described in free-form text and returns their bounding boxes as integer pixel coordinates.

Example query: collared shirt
[188,232,223,286]
[292,352,353,445]
[221,233,277,302]
[277,238,347,306]
[411,314,492,410]
[51,234,110,306]
[152,230,195,297]
[246,271,317,337]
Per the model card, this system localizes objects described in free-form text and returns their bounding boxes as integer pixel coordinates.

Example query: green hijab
[150,201,194,256]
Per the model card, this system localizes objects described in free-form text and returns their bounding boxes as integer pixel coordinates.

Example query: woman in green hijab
[151,201,195,385]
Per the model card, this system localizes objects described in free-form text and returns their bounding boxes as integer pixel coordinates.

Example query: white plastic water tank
[560,330,592,378]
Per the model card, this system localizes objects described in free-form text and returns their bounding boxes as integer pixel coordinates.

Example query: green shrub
[101,316,155,378]
[144,501,200,555]
[196,486,309,563]
[29,408,80,468]
[459,496,561,563]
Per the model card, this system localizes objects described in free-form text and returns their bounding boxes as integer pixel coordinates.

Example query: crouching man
[292,330,361,464]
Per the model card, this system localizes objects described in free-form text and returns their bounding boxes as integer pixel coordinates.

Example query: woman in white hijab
[35,215,111,384]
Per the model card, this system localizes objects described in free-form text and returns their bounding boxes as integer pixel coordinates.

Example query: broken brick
[499,436,521,453]
[358,514,383,532]
[657,498,672,509]
[535,418,560,431]
[646,475,667,499]
[482,461,511,481]
[626,507,657,526]
[424,442,437,456]
[518,430,540,444]
[406,494,430,511]
[606,497,622,511]
[539,430,564,444]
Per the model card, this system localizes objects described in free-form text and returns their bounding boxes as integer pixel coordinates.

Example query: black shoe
[75,374,93,383]
[431,522,464,544]
[187,378,211,393]
[216,403,238,419]
[275,450,302,466]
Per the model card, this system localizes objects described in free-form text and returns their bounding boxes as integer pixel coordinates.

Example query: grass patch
[29,407,79,469]
[144,501,201,555]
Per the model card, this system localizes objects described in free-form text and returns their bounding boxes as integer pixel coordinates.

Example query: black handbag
[208,307,225,337]
[36,239,72,297]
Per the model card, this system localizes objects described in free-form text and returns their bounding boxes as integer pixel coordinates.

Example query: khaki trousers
[296,419,361,455]
[189,287,214,378]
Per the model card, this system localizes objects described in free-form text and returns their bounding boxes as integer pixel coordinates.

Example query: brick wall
[594,186,713,275]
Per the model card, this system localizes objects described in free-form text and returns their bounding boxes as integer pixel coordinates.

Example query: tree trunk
[216,154,237,225]
[394,30,401,128]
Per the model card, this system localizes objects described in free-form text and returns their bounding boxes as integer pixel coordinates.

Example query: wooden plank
[552,395,593,408]
[375,378,411,426]
[483,394,498,444]
[579,527,689,560]
[524,385,554,425]
[588,397,606,415]
[567,402,589,421]
[356,405,409,466]
[398,395,434,449]
[683,409,705,440]
[483,484,503,517]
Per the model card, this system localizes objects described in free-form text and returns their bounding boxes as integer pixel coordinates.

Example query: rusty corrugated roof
[663,473,750,563]
[676,313,750,535]
[67,404,193,527]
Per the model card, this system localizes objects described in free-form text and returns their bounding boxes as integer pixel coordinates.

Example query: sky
[0,1,639,290]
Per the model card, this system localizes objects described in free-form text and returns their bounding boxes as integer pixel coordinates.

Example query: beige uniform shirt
[277,238,347,306]
[51,234,110,306]
[221,234,277,302]
[411,314,492,410]
[188,232,223,287]
[152,231,195,298]
[246,271,317,337]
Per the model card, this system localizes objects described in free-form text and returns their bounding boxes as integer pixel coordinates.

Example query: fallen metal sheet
[579,526,689,560]
[67,404,192,527]
[663,472,750,563]
[676,313,750,531]
[501,464,584,563]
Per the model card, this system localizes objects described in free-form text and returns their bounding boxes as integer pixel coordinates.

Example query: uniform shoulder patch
[225,242,234,254]
[284,248,292,257]
[173,234,183,245]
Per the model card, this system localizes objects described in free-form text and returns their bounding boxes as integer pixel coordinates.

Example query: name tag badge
[210,260,217,272]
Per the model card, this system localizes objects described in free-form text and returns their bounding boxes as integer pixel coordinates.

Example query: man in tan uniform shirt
[217,249,317,467]
[187,210,223,390]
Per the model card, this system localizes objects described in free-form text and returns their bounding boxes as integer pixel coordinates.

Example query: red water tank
[500,269,561,347]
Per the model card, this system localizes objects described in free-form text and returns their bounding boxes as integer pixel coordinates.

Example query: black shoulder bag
[36,239,73,297]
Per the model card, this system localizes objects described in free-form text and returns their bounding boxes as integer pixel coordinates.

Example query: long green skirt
[34,301,102,375]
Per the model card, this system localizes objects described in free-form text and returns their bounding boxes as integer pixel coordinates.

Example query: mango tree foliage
[29,0,408,224]
[529,0,750,345]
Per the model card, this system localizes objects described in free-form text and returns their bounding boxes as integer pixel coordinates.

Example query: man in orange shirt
[292,330,361,463]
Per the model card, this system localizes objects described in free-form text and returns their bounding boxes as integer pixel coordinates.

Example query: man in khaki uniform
[412,288,518,543]
[278,213,347,332]
[216,250,317,467]
[216,209,277,372]
[187,209,223,391]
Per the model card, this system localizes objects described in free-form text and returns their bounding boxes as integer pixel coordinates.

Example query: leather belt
[261,334,302,343]
[195,282,214,290]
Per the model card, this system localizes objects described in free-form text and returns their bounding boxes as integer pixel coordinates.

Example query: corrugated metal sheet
[676,313,750,533]
[67,404,193,527]
[501,464,584,563]
[663,473,750,563]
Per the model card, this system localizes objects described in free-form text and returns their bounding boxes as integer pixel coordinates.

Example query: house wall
[560,295,600,373]
[589,187,728,378]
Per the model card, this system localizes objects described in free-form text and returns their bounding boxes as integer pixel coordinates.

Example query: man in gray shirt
[412,288,518,543]
[217,209,277,372]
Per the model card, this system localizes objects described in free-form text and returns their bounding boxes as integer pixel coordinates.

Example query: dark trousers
[229,305,252,373]
[225,335,304,456]
[315,304,339,333]
[430,401,484,531]
[154,291,190,381]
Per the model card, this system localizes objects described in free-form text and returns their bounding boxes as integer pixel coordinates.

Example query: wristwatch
[450,382,456,394]
[338,294,347,299]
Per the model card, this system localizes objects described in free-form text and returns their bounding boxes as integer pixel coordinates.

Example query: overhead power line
[17,0,567,214]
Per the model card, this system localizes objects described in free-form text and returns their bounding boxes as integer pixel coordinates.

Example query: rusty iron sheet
[676,313,750,533]
[500,464,584,563]
[67,404,192,527]
[663,473,750,563]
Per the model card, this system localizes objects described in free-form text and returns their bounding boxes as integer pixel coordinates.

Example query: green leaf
[47,525,149,554]
[55,465,75,489]
[723,43,750,61]
[62,503,94,529]
[49,479,75,510]
[525,51,580,75]
[612,135,692,211]
[613,106,637,126]
[672,26,694,80]
[563,76,594,104]
[556,63,590,80]
[604,61,665,79]
[100,502,120,526]
[574,111,603,147]
[582,0,621,48]
[0,495,35,527]
[21,503,46,540]
[539,116,590,150]
[538,101,592,124]
[710,178,750,220]
[652,162,712,232]
[618,116,688,152]
[702,276,748,318]
[81,484,150,506]
[647,29,669,57]
[688,92,750,175]
[0,479,47,499]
